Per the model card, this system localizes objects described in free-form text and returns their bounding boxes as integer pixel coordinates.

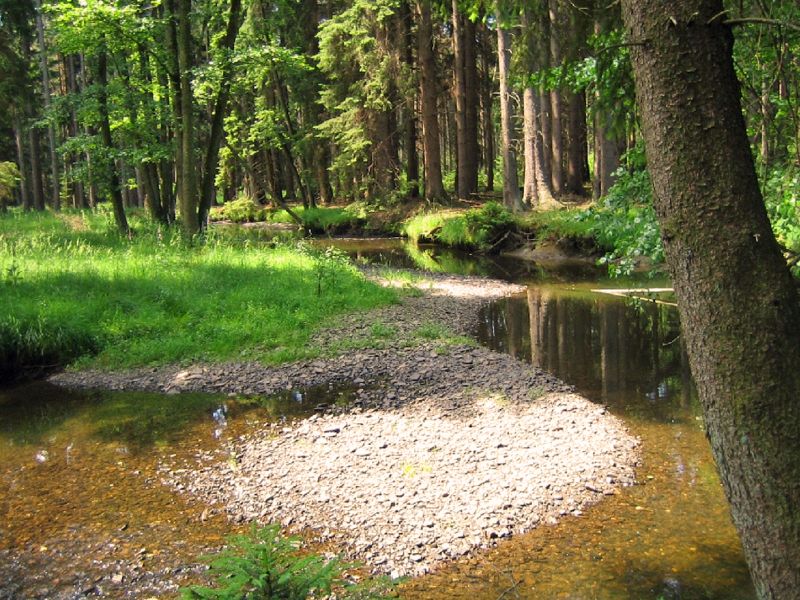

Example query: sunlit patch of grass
[0,207,397,378]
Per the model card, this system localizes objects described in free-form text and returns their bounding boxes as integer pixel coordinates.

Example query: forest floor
[50,269,641,583]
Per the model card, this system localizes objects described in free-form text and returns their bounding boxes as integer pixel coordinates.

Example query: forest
[1,0,800,599]
[0,0,797,258]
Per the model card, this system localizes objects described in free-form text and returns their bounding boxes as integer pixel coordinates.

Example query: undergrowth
[0,208,396,379]
[402,202,515,252]
[181,524,398,599]
[210,195,365,233]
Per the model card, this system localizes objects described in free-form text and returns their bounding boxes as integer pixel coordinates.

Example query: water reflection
[478,289,697,424]
[321,238,603,283]
[0,381,357,597]
[403,285,755,599]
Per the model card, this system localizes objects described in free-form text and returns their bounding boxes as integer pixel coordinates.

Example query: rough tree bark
[547,0,563,196]
[12,115,30,209]
[400,0,419,199]
[451,1,479,199]
[415,0,446,202]
[522,5,557,209]
[621,1,800,597]
[479,21,494,192]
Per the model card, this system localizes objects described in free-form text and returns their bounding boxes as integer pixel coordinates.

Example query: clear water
[0,238,755,598]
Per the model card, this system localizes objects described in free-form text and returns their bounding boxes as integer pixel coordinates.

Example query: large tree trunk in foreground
[622,1,800,597]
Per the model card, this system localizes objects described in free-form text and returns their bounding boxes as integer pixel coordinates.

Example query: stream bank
[47,270,640,585]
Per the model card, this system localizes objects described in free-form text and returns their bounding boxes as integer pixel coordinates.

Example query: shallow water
[0,238,755,598]
[0,384,350,598]
[329,239,755,598]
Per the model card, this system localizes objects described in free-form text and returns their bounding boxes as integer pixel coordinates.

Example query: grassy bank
[0,209,397,380]
[210,196,367,233]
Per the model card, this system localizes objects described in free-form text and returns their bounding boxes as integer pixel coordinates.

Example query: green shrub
[181,524,398,600]
[214,195,268,223]
[578,145,664,276]
[268,206,364,233]
[402,212,450,243]
[403,202,516,251]
[0,315,100,379]
[462,201,516,248]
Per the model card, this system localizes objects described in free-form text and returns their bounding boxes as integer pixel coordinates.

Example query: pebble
[47,268,640,581]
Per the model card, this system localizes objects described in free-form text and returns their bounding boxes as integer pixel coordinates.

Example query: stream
[0,239,755,599]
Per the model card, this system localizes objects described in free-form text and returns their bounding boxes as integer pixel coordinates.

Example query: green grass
[210,196,366,232]
[402,202,516,251]
[0,208,396,378]
[518,208,596,241]
[269,206,362,232]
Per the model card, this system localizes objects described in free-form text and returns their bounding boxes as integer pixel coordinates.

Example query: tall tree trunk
[451,1,478,200]
[97,46,129,234]
[594,109,621,199]
[13,115,31,209]
[304,0,334,205]
[77,52,97,208]
[20,34,45,211]
[622,1,800,597]
[565,90,588,195]
[176,0,198,234]
[65,54,86,208]
[27,120,45,211]
[34,0,59,210]
[522,5,557,209]
[548,0,563,196]
[198,0,241,227]
[400,0,419,198]
[274,75,313,207]
[368,20,399,198]
[562,0,590,196]
[416,0,446,202]
[464,16,480,196]
[522,7,559,209]
[496,17,522,212]
[592,16,622,200]
[479,22,494,192]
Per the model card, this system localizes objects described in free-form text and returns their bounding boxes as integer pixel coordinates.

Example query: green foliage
[520,208,594,241]
[181,524,398,600]
[213,195,268,223]
[296,244,353,296]
[316,0,407,199]
[559,144,663,277]
[402,202,516,251]
[0,208,396,378]
[0,161,20,206]
[270,206,365,233]
[763,165,800,275]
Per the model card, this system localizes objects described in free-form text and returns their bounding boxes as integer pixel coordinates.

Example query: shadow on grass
[1,252,395,378]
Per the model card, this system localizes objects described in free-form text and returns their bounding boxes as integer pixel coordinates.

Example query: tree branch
[594,40,649,56]
[720,17,800,33]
